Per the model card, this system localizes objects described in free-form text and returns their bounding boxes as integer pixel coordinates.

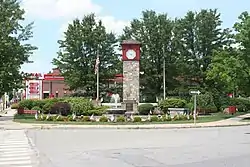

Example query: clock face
[126,49,136,60]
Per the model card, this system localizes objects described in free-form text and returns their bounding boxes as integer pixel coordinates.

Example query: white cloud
[22,0,102,20]
[98,16,129,35]
[22,0,128,36]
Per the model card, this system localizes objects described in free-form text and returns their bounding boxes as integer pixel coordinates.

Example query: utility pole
[163,47,166,100]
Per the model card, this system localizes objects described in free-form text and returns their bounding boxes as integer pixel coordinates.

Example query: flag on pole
[94,55,100,75]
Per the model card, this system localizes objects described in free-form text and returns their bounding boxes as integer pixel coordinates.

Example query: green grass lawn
[13,112,249,125]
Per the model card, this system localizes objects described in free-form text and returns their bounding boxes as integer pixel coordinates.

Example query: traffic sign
[190,90,201,95]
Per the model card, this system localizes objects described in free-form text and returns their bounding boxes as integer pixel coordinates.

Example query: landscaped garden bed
[11,96,250,125]
[13,112,248,125]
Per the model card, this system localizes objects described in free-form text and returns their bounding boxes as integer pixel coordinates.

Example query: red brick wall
[42,80,71,98]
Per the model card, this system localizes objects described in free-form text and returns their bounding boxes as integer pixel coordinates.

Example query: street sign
[190,90,201,95]
[189,90,201,125]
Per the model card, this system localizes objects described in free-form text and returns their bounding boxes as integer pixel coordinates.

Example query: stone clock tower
[121,39,141,111]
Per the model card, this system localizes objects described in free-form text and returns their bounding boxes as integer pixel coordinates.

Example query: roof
[121,39,141,45]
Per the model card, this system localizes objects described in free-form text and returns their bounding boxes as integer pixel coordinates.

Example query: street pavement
[24,126,250,167]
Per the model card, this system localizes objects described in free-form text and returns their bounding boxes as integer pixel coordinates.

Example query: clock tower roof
[121,39,141,45]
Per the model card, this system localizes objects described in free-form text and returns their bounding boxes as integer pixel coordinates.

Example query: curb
[1,122,249,130]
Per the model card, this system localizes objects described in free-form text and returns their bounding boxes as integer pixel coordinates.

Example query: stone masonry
[123,61,140,103]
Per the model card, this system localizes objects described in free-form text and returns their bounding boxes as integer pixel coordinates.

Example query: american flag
[94,55,100,75]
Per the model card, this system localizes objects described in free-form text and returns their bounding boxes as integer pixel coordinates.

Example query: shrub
[159,98,187,112]
[162,115,172,121]
[31,106,42,111]
[51,102,71,116]
[150,116,159,122]
[54,115,64,121]
[65,97,94,115]
[179,115,188,120]
[188,114,194,120]
[172,115,180,121]
[85,108,107,116]
[81,116,91,122]
[67,115,76,121]
[99,116,108,122]
[138,104,154,115]
[229,98,250,112]
[42,102,54,114]
[193,92,217,114]
[37,115,46,121]
[19,100,34,109]
[11,103,19,109]
[133,116,142,122]
[46,115,54,121]
[116,116,126,122]
[186,103,193,112]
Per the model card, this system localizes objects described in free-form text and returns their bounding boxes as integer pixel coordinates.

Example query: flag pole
[96,47,100,103]
[162,46,166,100]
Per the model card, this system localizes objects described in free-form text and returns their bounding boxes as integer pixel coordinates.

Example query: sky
[20,0,250,74]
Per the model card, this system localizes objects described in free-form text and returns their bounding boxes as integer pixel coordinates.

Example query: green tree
[121,10,177,101]
[206,50,249,96]
[175,9,232,88]
[234,11,250,65]
[53,14,120,97]
[0,0,37,97]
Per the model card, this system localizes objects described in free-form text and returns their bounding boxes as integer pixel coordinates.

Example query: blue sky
[21,0,250,74]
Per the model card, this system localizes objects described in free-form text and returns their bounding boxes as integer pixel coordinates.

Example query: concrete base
[121,100,138,112]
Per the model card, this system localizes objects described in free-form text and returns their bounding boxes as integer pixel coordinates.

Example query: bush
[11,103,19,109]
[19,100,34,109]
[229,98,250,112]
[172,115,180,121]
[99,116,108,122]
[133,116,142,122]
[46,115,54,121]
[179,115,188,120]
[42,102,54,114]
[51,102,71,116]
[186,103,193,112]
[138,104,154,115]
[162,115,172,121]
[116,116,126,122]
[81,116,91,122]
[159,98,187,112]
[65,97,94,115]
[150,116,159,122]
[31,106,42,111]
[54,115,64,121]
[194,92,217,114]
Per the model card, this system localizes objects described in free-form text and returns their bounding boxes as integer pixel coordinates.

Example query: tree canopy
[53,14,121,97]
[0,0,37,96]
[54,9,250,101]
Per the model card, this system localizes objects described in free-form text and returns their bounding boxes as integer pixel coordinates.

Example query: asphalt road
[24,126,250,167]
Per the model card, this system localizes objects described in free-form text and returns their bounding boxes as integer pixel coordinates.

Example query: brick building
[42,68,71,98]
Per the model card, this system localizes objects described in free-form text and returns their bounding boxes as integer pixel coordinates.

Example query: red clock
[121,39,141,61]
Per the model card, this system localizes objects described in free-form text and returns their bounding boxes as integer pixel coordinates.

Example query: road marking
[0,147,31,151]
[0,160,32,165]
[0,156,30,161]
[0,130,36,167]
[0,153,31,157]
[0,144,30,148]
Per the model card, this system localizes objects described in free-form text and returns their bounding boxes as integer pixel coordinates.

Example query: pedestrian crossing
[0,130,37,167]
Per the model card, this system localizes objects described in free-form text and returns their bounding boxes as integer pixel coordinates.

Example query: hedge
[138,103,154,115]
[17,97,109,116]
[159,98,187,112]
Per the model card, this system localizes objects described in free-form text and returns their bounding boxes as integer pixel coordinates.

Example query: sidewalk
[1,109,250,130]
